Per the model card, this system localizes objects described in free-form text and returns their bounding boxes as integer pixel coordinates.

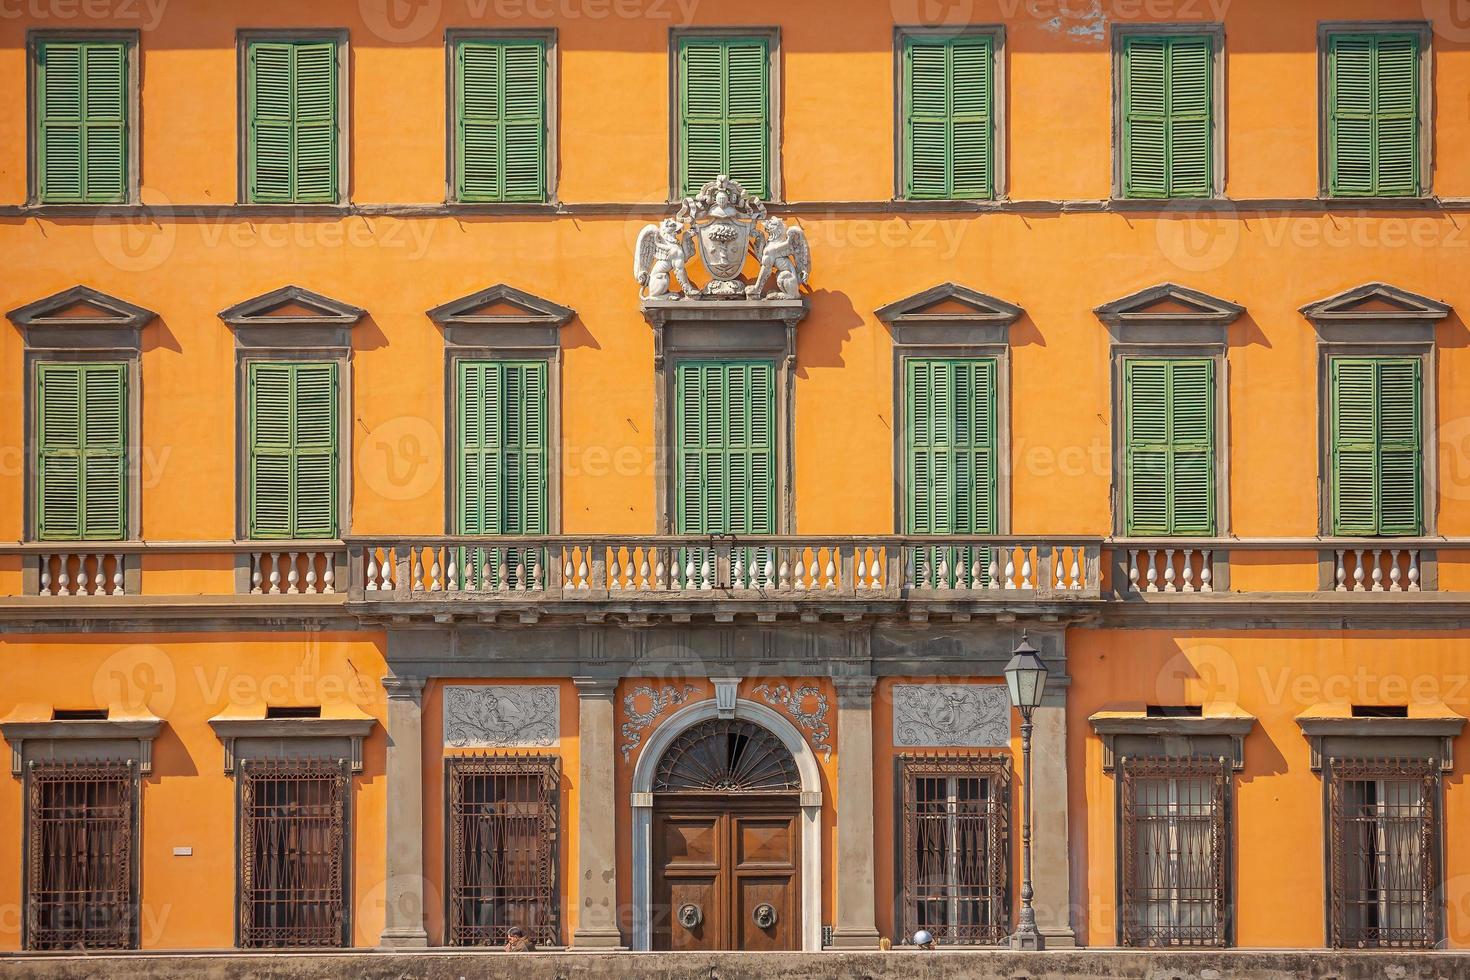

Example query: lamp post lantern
[1004,632,1049,951]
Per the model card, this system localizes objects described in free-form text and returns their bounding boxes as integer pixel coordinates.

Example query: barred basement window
[1328,758,1439,949]
[447,755,560,947]
[1119,755,1230,948]
[26,761,137,950]
[238,758,348,948]
[899,755,1010,945]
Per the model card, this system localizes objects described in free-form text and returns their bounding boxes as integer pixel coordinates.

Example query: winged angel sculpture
[634,175,810,301]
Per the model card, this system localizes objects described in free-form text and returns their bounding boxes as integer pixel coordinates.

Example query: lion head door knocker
[678,903,703,930]
[752,903,778,929]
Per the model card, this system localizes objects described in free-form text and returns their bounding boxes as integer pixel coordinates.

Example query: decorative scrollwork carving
[619,684,698,761]
[752,683,833,762]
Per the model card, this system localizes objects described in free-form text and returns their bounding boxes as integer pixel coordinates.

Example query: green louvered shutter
[456,38,547,202]
[903,35,994,200]
[1122,34,1213,198]
[679,37,769,198]
[1124,359,1215,536]
[674,361,775,537]
[247,39,338,204]
[1328,33,1421,197]
[1330,358,1421,536]
[248,362,338,539]
[457,360,547,536]
[905,358,997,536]
[37,38,128,204]
[36,363,127,540]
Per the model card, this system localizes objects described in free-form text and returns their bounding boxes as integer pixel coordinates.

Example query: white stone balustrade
[37,552,126,596]
[249,550,340,595]
[1127,548,1215,595]
[1335,547,1420,593]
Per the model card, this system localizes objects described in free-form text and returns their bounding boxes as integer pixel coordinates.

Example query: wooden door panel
[664,876,720,951]
[732,875,794,951]
[659,814,721,869]
[734,815,797,868]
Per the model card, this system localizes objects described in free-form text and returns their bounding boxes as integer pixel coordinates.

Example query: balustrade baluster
[305,553,318,594]
[1408,551,1421,591]
[1181,549,1195,593]
[57,555,71,597]
[1199,551,1212,593]
[92,554,105,596]
[1163,549,1176,593]
[778,553,791,590]
[1070,550,1083,590]
[287,552,300,594]
[113,553,126,595]
[1004,549,1016,590]
[1146,551,1158,593]
[1389,549,1402,592]
[1370,549,1384,592]
[1335,551,1347,592]
[39,555,52,596]
[1353,549,1366,592]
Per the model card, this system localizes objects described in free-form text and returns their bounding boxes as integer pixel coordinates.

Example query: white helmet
[912,929,934,946]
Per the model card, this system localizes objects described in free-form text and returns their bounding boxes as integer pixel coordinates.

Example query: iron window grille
[26,760,138,951]
[899,754,1011,945]
[237,757,349,948]
[447,754,561,948]
[1119,754,1230,948]
[1328,756,1440,949]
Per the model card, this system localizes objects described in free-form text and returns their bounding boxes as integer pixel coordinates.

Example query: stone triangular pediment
[7,285,156,330]
[875,283,1023,326]
[427,284,575,327]
[218,285,366,326]
[1299,283,1450,323]
[1093,283,1244,326]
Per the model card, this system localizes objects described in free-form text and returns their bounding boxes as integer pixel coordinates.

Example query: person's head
[507,926,526,940]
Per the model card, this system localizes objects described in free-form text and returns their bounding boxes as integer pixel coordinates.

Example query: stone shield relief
[891,684,1011,748]
[443,685,560,748]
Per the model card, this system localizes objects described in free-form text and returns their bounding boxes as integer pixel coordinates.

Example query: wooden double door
[652,794,800,950]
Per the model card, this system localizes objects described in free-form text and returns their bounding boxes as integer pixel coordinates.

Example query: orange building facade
[1,0,1469,956]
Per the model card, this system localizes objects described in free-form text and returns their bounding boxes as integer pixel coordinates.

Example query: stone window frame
[1300,282,1448,545]
[890,24,1009,203]
[1109,22,1228,201]
[26,28,142,207]
[1095,283,1242,548]
[234,28,352,207]
[876,282,1023,536]
[644,299,806,535]
[1089,708,1255,949]
[666,25,783,203]
[8,286,154,564]
[1316,20,1435,200]
[442,27,559,206]
[219,285,365,545]
[428,284,574,537]
[1295,706,1463,948]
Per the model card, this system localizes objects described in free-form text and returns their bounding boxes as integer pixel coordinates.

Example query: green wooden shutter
[1124,359,1215,536]
[36,363,127,540]
[903,35,994,200]
[457,360,548,536]
[905,358,997,536]
[679,37,769,198]
[1122,34,1213,199]
[1328,33,1421,197]
[247,39,338,204]
[456,37,547,203]
[248,361,338,539]
[37,38,128,204]
[674,361,775,536]
[1330,357,1421,536]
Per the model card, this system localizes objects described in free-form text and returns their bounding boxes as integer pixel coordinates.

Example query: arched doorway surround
[630,697,823,951]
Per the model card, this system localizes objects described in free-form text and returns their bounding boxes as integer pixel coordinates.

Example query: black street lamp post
[1004,632,1049,951]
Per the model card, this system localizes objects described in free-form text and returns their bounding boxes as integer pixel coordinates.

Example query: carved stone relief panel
[891,684,1010,748]
[443,685,559,749]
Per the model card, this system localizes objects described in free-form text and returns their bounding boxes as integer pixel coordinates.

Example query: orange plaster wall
[0,632,388,951]
[418,678,580,946]
[1066,629,1470,949]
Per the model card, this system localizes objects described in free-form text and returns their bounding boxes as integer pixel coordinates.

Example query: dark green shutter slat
[456,38,546,203]
[247,39,337,204]
[1124,358,1214,536]
[37,363,127,540]
[37,39,128,204]
[249,362,337,539]
[679,38,768,198]
[675,361,774,537]
[1330,357,1421,536]
[457,360,547,537]
[1122,34,1212,199]
[903,35,994,200]
[1329,33,1420,197]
